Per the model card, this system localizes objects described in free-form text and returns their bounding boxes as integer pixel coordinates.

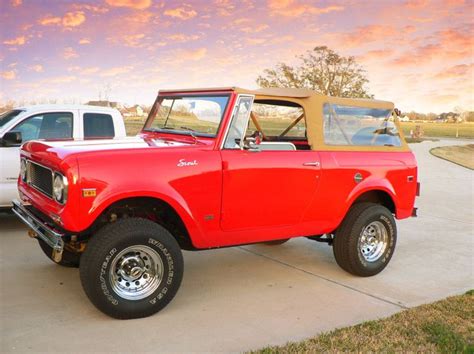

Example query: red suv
[13,87,418,319]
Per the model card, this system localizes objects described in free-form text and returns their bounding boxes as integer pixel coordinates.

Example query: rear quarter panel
[302,151,417,234]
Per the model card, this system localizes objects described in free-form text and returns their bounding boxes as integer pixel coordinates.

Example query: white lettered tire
[79,218,184,319]
[333,203,397,277]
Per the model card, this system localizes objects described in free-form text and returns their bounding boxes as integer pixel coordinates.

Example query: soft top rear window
[323,103,401,147]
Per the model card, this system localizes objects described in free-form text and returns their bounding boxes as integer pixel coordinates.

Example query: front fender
[84,188,204,246]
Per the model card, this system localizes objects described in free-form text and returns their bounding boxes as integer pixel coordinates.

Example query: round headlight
[20,159,27,181]
[53,174,67,203]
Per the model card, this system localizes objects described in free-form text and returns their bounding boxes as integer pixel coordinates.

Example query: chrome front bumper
[12,199,64,262]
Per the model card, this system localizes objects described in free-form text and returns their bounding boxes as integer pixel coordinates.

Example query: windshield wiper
[179,126,196,132]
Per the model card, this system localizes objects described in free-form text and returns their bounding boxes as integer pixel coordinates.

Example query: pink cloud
[391,27,474,66]
[105,0,152,10]
[10,0,22,6]
[62,11,86,27]
[1,70,16,80]
[63,47,79,60]
[72,4,109,13]
[39,11,86,28]
[29,64,44,72]
[79,38,91,44]
[164,6,197,20]
[168,34,200,42]
[268,0,344,17]
[341,25,397,46]
[434,64,473,79]
[403,0,430,9]
[3,36,27,46]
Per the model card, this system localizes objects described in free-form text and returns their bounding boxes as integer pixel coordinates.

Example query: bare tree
[257,46,373,99]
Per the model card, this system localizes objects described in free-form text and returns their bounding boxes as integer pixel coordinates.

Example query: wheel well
[87,197,195,250]
[352,190,396,214]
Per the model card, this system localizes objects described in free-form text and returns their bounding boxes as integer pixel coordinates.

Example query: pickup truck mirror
[1,131,22,147]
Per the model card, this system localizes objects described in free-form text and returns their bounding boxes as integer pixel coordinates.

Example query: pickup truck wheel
[333,203,396,277]
[264,238,290,245]
[38,239,80,268]
[79,218,183,319]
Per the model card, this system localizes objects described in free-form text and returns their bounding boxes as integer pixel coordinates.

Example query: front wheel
[333,203,397,277]
[79,218,184,319]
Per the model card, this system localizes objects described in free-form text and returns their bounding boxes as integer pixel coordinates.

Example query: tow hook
[52,246,64,263]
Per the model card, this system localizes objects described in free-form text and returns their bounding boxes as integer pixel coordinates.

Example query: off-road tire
[333,202,397,277]
[264,239,290,245]
[38,239,80,268]
[79,218,184,319]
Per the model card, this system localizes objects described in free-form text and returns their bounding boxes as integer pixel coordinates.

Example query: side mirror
[1,131,22,147]
[243,131,263,152]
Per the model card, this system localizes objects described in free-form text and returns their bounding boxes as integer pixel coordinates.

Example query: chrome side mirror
[243,131,263,152]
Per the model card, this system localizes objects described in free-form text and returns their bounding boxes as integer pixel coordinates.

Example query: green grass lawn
[125,117,474,140]
[125,119,146,136]
[400,122,474,139]
[252,291,474,353]
[430,144,474,170]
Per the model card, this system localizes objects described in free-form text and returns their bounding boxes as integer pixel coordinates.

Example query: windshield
[0,110,23,129]
[144,95,230,137]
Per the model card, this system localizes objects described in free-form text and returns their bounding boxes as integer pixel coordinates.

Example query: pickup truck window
[12,112,73,142]
[84,113,115,139]
[145,95,229,137]
[0,110,23,128]
[323,103,401,147]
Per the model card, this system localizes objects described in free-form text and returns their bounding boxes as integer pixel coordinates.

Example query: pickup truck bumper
[12,199,64,262]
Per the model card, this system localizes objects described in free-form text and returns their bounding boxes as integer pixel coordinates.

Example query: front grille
[28,161,53,198]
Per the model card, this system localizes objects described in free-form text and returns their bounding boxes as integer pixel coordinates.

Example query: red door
[220,149,321,231]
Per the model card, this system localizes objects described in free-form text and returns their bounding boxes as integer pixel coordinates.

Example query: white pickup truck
[0,105,126,208]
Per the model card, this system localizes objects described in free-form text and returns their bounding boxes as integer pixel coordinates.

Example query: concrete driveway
[1,139,472,353]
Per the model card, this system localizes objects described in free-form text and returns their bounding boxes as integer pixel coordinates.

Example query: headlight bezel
[53,172,68,204]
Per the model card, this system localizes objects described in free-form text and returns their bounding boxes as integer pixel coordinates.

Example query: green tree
[257,46,373,98]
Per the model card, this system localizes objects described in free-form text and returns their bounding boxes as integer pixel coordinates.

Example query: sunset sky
[1,0,472,113]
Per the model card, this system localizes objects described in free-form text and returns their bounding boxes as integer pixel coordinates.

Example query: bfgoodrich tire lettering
[79,218,183,319]
[333,202,397,277]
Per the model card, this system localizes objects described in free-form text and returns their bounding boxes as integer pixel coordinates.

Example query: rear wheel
[38,239,80,268]
[79,218,184,319]
[333,203,396,277]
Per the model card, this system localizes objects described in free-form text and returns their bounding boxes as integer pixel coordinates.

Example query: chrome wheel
[358,221,388,262]
[109,245,164,300]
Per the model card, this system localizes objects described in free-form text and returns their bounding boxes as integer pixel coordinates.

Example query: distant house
[86,100,119,108]
[121,105,146,117]
[438,112,461,123]
[399,115,410,122]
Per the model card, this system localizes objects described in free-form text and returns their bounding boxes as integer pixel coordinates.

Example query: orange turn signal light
[82,188,97,198]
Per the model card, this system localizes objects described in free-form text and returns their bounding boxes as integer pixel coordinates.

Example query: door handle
[303,161,320,167]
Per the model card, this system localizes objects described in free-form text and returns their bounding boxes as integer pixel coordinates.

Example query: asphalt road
[1,139,473,353]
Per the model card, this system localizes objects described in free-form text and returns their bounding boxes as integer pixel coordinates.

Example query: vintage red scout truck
[13,87,418,319]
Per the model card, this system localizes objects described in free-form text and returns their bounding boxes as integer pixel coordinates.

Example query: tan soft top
[159,87,407,151]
